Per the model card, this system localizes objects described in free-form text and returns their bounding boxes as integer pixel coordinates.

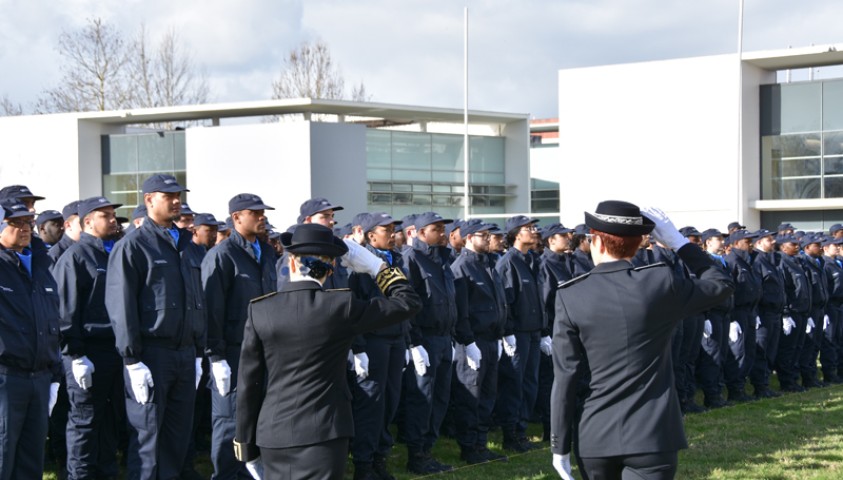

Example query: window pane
[432,134,464,170]
[104,136,138,174]
[824,80,843,131]
[825,157,843,175]
[392,132,431,170]
[392,169,431,182]
[469,136,505,173]
[825,131,843,156]
[774,158,820,177]
[825,177,843,198]
[432,171,461,183]
[774,178,821,199]
[137,133,175,173]
[780,83,822,133]
[367,168,391,181]
[172,132,186,170]
[366,130,391,169]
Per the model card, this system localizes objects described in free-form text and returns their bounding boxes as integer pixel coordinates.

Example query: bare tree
[130,25,209,108]
[35,17,132,113]
[272,40,368,101]
[1,95,23,116]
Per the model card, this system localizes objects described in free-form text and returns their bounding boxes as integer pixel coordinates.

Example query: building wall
[558,54,768,230]
[502,118,530,215]
[310,122,368,225]
[185,122,313,226]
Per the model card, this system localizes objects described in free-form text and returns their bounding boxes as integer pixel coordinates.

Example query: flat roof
[742,44,843,70]
[67,98,528,126]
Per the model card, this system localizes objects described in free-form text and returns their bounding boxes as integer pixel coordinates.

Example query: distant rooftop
[742,44,843,70]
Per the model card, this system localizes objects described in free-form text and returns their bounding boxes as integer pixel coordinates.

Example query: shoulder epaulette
[559,272,590,289]
[250,292,278,303]
[633,261,667,271]
[325,288,351,292]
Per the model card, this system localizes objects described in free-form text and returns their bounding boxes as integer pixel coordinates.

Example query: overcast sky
[1,0,842,119]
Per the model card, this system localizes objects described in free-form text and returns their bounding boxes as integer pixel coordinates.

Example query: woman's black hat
[280,223,348,258]
[584,200,655,236]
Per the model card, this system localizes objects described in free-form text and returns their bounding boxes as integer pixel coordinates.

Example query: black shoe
[780,384,806,393]
[353,464,379,480]
[407,452,442,475]
[685,399,707,413]
[803,379,825,389]
[426,454,453,472]
[477,447,508,462]
[460,447,488,465]
[728,390,754,403]
[503,437,530,453]
[704,397,729,409]
[372,456,395,480]
[824,374,843,384]
[754,388,781,399]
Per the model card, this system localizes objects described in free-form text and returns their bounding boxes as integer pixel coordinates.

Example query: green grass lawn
[43,384,843,479]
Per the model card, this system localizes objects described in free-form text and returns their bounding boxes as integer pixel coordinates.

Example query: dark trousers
[0,370,51,480]
[820,303,841,380]
[261,437,348,480]
[749,309,782,391]
[775,312,806,388]
[678,315,703,401]
[183,356,210,477]
[536,348,553,428]
[578,450,678,480]
[697,313,728,401]
[210,346,249,480]
[724,309,755,393]
[798,307,824,384]
[124,346,196,480]
[64,346,123,480]
[47,369,68,473]
[403,334,452,453]
[496,330,540,435]
[452,338,499,450]
[351,335,405,464]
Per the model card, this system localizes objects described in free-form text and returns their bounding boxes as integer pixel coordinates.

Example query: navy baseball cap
[351,212,371,228]
[777,234,799,245]
[1,199,35,219]
[62,201,80,220]
[131,204,147,220]
[336,223,352,238]
[573,224,589,236]
[800,234,822,248]
[415,212,453,230]
[505,215,538,233]
[830,224,843,234]
[218,217,232,232]
[446,219,465,236]
[36,210,63,227]
[541,222,574,240]
[229,193,274,214]
[180,203,197,216]
[679,226,701,237]
[488,223,505,235]
[363,212,401,234]
[727,221,746,231]
[754,229,775,240]
[193,213,221,228]
[299,197,343,218]
[778,222,796,231]
[461,219,493,236]
[77,196,122,220]
[141,174,188,194]
[401,214,418,230]
[730,229,759,244]
[0,185,45,202]
[701,228,724,243]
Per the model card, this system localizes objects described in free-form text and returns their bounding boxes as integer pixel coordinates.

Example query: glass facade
[530,178,560,213]
[761,79,843,199]
[366,130,507,219]
[102,131,187,218]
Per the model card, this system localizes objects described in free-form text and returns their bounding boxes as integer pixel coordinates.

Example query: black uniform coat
[550,244,733,458]
[235,274,421,460]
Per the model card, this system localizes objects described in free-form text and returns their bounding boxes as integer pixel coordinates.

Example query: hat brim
[416,218,454,230]
[144,185,189,194]
[585,212,654,236]
[506,218,539,233]
[231,203,276,214]
[80,202,124,219]
[280,232,349,258]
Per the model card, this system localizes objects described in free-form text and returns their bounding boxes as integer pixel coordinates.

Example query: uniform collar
[590,259,634,274]
[281,279,323,292]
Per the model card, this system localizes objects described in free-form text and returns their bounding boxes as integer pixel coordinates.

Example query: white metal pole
[463,7,470,219]
[737,0,745,225]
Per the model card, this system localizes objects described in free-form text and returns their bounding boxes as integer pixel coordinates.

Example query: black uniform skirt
[261,437,349,479]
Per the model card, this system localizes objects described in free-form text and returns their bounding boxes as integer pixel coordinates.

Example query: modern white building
[556,44,843,232]
[0,99,531,228]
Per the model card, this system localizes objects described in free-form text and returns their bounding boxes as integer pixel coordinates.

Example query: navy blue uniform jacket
[550,244,733,458]
[401,239,458,346]
[450,248,507,345]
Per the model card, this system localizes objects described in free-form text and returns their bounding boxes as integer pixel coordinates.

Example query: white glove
[126,362,154,404]
[71,355,95,390]
[465,342,482,370]
[354,353,370,380]
[405,349,410,366]
[502,335,517,357]
[452,344,457,363]
[783,316,796,336]
[540,335,553,356]
[755,316,762,330]
[48,382,60,416]
[211,359,232,396]
[552,453,574,480]
[639,206,689,250]
[245,456,264,480]
[195,358,203,390]
[703,320,713,339]
[410,345,430,376]
[341,239,385,277]
[498,340,503,360]
[824,315,831,331]
[728,321,742,344]
[807,317,816,334]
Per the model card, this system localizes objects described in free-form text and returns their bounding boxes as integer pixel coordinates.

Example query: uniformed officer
[723,229,762,402]
[450,219,508,464]
[750,229,785,398]
[348,212,408,480]
[176,203,197,231]
[192,213,221,250]
[821,237,843,383]
[122,204,146,237]
[0,184,45,212]
[401,211,458,474]
[726,221,746,235]
[201,194,277,480]
[277,197,345,291]
[233,223,421,479]
[36,210,65,247]
[49,201,82,264]
[697,229,733,409]
[550,203,733,480]
[496,215,545,453]
[399,213,418,254]
[775,234,812,392]
[569,225,594,277]
[0,198,62,480]
[799,234,829,388]
[52,195,124,480]
[105,174,205,480]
